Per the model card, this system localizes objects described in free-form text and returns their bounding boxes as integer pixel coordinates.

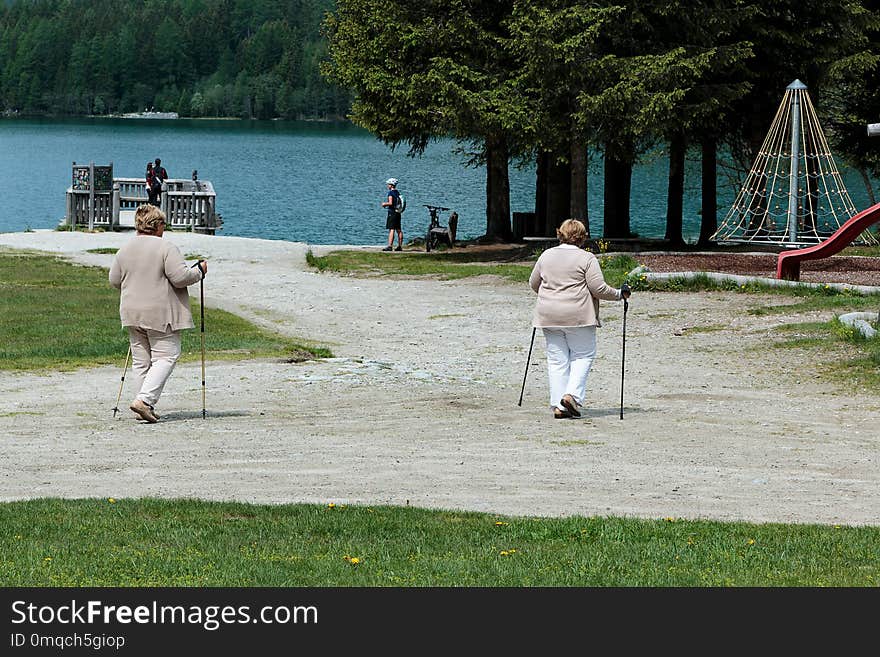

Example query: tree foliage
[324,0,521,238]
[0,0,350,119]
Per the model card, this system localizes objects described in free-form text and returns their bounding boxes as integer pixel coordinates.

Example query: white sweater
[528,244,621,328]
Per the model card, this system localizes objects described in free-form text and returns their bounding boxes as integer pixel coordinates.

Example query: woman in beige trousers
[109,205,208,423]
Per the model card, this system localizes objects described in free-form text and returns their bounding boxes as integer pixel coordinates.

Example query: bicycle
[424,204,457,252]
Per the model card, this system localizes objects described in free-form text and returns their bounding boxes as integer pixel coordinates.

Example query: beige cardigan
[529,244,621,328]
[109,234,203,331]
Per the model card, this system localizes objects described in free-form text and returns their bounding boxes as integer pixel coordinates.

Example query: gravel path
[1,230,878,526]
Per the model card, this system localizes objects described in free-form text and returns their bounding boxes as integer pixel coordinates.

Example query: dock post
[111,182,120,229]
[160,182,169,223]
[88,162,95,231]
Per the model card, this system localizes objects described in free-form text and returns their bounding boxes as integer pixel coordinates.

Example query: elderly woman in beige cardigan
[110,205,208,423]
[529,219,631,419]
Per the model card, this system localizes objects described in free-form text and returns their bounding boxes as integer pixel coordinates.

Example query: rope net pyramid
[712,80,878,246]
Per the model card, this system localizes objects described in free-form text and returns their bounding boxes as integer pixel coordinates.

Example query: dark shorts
[385,212,401,230]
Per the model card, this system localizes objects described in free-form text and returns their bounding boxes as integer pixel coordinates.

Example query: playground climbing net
[712,80,878,247]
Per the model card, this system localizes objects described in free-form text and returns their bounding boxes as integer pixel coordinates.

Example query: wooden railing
[66,189,114,228]
[160,179,221,234]
[65,177,222,234]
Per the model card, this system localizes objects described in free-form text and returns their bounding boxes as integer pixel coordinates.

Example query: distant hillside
[0,0,351,119]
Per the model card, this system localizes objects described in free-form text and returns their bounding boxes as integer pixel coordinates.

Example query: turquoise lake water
[1,118,875,244]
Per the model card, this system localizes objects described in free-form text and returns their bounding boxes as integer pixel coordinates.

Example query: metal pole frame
[786,81,806,244]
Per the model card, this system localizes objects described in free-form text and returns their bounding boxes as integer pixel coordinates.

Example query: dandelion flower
[747,538,756,546]
[108,498,116,504]
[327,502,336,509]
[350,557,360,565]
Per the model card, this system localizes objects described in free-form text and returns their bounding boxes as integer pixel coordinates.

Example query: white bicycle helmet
[385,178,399,186]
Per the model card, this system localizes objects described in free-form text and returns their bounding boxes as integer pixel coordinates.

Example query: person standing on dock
[109,204,207,423]
[153,158,169,207]
[381,177,403,251]
[146,162,159,206]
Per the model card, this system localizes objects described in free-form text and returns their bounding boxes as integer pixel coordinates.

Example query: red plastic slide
[776,202,880,280]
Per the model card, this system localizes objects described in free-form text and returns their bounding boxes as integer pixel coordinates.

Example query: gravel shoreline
[1,230,878,526]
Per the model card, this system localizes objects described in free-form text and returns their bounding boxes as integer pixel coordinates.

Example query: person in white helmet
[381,177,403,251]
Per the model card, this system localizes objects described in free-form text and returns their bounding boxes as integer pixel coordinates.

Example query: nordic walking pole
[199,261,206,419]
[619,285,631,420]
[112,344,132,418]
[518,327,537,407]
[191,260,207,419]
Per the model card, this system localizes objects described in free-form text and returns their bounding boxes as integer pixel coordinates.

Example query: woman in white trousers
[528,219,631,419]
[109,205,207,423]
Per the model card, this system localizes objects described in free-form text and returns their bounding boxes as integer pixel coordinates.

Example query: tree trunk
[485,136,512,241]
[543,151,571,236]
[570,141,589,237]
[698,137,718,245]
[534,150,572,236]
[665,133,686,246]
[535,152,549,236]
[603,150,632,238]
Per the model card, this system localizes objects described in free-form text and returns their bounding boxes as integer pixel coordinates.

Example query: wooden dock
[64,162,223,234]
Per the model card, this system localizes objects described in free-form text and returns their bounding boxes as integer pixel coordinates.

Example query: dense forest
[0,0,350,119]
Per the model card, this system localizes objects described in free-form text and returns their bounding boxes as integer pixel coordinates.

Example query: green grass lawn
[841,244,880,257]
[0,251,330,371]
[306,248,638,287]
[1,499,877,586]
